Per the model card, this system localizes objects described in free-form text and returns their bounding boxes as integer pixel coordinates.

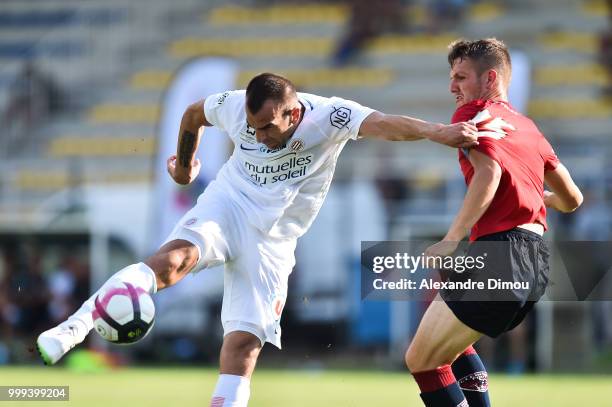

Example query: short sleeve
[455,101,503,167]
[203,90,245,132]
[540,137,559,171]
[327,97,376,142]
[471,138,504,168]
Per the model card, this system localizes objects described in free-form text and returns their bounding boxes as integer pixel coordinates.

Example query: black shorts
[440,228,550,338]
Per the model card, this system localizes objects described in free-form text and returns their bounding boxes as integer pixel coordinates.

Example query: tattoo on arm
[178,130,196,167]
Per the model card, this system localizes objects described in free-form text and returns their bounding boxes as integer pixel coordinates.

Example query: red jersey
[452,99,559,241]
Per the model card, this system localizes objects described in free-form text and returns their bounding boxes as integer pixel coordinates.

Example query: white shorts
[162,181,296,348]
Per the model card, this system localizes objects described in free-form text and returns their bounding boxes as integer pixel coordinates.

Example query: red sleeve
[539,137,559,171]
[470,138,504,168]
[454,100,503,167]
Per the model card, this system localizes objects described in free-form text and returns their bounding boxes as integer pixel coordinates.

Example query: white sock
[210,374,251,407]
[66,262,157,336]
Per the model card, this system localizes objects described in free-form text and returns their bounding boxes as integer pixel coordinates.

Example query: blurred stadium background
[0,0,611,405]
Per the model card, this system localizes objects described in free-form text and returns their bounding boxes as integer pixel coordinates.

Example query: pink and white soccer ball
[93,282,155,344]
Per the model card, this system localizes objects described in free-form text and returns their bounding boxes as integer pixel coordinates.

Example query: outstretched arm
[543,163,583,213]
[358,111,479,148]
[167,99,212,185]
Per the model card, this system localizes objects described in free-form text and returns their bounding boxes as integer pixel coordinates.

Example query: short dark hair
[245,73,297,115]
[447,38,512,83]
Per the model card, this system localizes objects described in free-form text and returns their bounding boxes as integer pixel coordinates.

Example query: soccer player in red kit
[404,38,584,406]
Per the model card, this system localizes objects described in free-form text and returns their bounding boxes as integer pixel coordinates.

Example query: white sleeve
[203,90,245,132]
[326,97,376,143]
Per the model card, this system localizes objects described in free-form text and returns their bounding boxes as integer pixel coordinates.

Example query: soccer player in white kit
[37,73,478,406]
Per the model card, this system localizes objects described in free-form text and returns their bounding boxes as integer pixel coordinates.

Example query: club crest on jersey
[289,138,305,152]
[330,106,351,129]
[471,109,515,140]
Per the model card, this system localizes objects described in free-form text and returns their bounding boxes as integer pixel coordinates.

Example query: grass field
[0,367,611,406]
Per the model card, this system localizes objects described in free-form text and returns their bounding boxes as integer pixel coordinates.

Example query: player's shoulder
[453,99,538,128]
[297,92,341,115]
[204,89,246,130]
[208,89,245,107]
[490,101,544,136]
[298,92,366,131]
[298,92,363,111]
[451,99,487,123]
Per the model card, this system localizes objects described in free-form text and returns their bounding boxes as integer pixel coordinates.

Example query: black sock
[420,385,469,407]
[452,346,491,407]
[413,365,469,407]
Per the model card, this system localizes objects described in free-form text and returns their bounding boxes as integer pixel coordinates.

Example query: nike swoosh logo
[240,144,258,151]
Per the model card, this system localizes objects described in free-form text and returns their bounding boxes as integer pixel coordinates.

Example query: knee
[405,343,454,373]
[220,332,262,377]
[146,243,198,288]
[226,334,261,363]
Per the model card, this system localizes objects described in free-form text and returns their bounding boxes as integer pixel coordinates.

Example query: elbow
[563,189,584,213]
[183,101,205,129]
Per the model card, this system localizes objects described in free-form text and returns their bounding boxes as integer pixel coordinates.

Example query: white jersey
[203,90,375,239]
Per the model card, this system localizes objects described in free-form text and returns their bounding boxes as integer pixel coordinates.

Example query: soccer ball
[93,282,155,344]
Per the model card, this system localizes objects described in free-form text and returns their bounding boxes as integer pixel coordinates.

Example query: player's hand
[166,154,201,185]
[431,122,479,148]
[424,240,459,260]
